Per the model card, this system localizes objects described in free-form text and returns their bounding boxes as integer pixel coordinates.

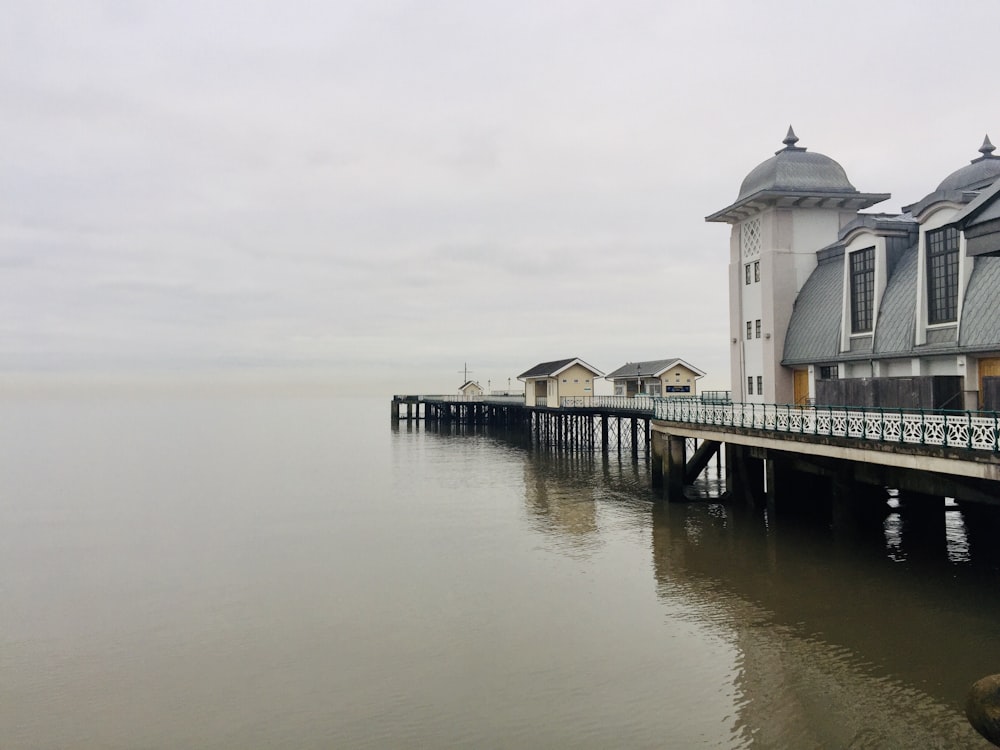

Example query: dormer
[903,136,1000,344]
[836,215,918,354]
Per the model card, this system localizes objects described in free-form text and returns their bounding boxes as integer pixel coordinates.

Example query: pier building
[459,380,484,397]
[710,127,1000,410]
[517,358,603,408]
[706,126,889,405]
[604,358,705,398]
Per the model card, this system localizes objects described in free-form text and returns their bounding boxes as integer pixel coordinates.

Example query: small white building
[458,380,484,397]
[605,358,705,398]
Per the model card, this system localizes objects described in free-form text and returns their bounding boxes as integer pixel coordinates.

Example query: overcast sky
[4,0,1000,394]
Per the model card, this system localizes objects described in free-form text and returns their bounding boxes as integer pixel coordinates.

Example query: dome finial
[970,134,997,164]
[980,134,996,159]
[777,125,805,154]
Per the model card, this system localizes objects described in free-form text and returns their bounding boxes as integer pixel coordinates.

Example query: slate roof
[872,244,918,356]
[782,254,844,364]
[708,128,890,223]
[936,135,1000,192]
[604,358,705,379]
[960,256,1000,349]
[954,177,1000,227]
[785,239,1000,365]
[738,144,856,202]
[517,358,603,379]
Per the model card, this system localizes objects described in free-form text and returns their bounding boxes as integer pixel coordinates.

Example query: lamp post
[636,365,641,399]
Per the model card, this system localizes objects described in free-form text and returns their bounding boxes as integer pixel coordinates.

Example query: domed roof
[936,135,1000,192]
[737,127,858,200]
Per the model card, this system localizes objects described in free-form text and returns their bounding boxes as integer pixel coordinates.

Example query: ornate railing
[560,395,657,412]
[652,400,1000,453]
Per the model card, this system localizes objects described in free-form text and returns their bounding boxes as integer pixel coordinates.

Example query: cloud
[3,0,1000,394]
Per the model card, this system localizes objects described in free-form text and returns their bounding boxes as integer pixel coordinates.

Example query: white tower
[706,127,889,403]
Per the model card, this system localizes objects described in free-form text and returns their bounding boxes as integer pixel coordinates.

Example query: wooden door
[793,369,810,405]
[979,358,1000,409]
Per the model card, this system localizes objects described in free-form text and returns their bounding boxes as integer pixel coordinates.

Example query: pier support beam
[727,444,765,508]
[765,454,832,523]
[650,430,664,489]
[664,433,686,501]
[830,469,889,537]
[898,490,947,558]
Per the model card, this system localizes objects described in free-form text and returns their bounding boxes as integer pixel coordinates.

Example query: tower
[706,127,889,403]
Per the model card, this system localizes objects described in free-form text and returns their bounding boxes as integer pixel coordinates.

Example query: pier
[391,394,1000,525]
[392,394,656,459]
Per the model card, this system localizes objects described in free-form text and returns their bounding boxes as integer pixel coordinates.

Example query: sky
[4,0,1000,395]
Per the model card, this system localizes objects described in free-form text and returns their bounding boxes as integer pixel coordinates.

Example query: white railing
[652,400,1000,453]
[414,394,526,404]
[560,395,656,412]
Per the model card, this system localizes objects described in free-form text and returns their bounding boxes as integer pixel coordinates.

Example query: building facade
[604,358,705,398]
[518,358,604,407]
[711,128,1000,409]
[707,127,889,404]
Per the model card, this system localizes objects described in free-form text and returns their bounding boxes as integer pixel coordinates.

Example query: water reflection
[945,510,971,564]
[522,452,599,545]
[518,444,998,746]
[415,422,1000,746]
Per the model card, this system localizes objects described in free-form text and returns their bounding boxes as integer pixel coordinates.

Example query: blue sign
[665,386,691,393]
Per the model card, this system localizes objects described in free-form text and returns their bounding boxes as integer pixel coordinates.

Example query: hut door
[793,369,810,405]
[980,359,1000,409]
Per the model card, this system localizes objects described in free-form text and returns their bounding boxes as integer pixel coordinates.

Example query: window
[741,217,761,259]
[745,264,751,285]
[746,321,752,340]
[756,376,763,395]
[754,261,760,282]
[747,376,753,395]
[819,365,838,380]
[755,319,761,339]
[850,246,875,333]
[927,226,959,324]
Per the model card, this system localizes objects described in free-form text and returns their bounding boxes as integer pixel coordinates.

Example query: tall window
[850,246,875,333]
[747,376,753,395]
[754,261,760,282]
[756,375,763,395]
[746,321,752,340]
[745,264,751,285]
[755,319,761,339]
[927,226,959,324]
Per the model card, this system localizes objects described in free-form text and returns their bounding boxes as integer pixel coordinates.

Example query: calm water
[2,388,999,748]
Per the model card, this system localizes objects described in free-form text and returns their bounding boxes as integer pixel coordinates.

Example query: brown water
[2,388,997,748]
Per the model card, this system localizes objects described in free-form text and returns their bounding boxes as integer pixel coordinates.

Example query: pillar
[665,433,686,501]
